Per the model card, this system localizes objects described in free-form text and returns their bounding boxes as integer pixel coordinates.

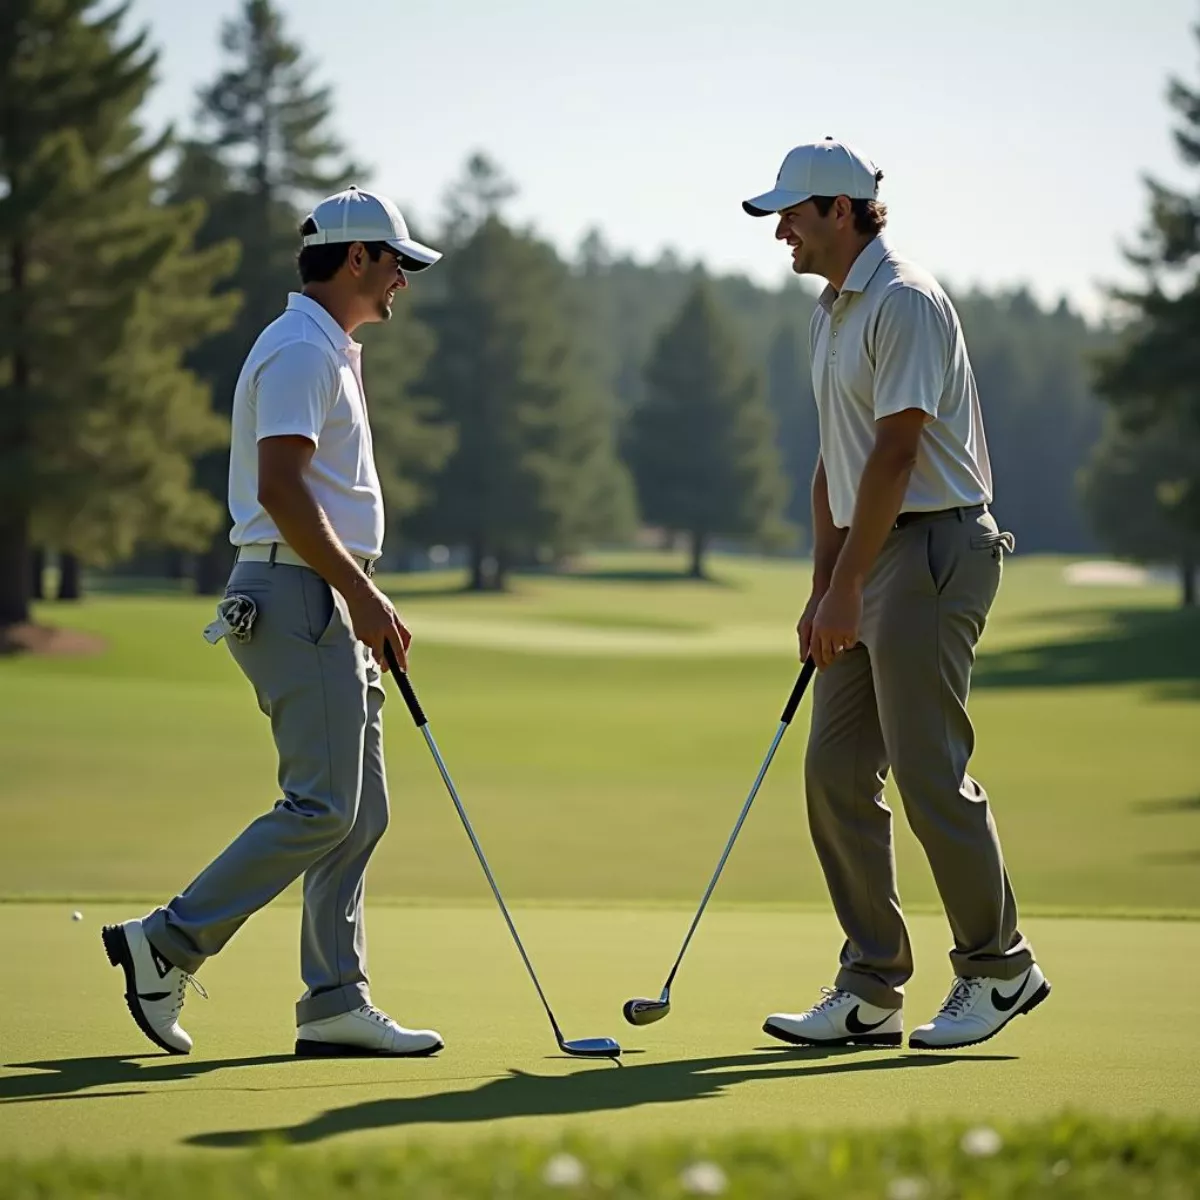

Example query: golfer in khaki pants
[742,139,1051,1050]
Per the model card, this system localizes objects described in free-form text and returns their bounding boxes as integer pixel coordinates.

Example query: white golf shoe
[102,918,205,1055]
[295,1005,444,1057]
[764,986,903,1047]
[909,964,1050,1049]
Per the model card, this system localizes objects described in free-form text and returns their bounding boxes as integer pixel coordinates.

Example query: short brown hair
[296,216,390,284]
[811,169,888,235]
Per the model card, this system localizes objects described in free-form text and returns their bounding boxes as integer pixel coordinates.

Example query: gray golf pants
[806,506,1036,1010]
[144,560,388,1025]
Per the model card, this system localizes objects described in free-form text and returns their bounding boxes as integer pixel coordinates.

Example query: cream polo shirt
[810,236,993,529]
[228,293,384,559]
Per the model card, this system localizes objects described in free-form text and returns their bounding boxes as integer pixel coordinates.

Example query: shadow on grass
[974,606,1200,696]
[1143,850,1200,865]
[0,1053,295,1104]
[186,1048,1015,1148]
[1133,796,1200,815]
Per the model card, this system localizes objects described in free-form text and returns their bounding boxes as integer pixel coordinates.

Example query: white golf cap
[743,138,881,217]
[301,185,442,270]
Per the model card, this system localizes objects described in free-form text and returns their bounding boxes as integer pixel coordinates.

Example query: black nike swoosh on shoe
[991,970,1032,1012]
[137,991,171,1002]
[844,1005,894,1035]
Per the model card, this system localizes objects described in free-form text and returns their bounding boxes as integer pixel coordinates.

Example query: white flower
[542,1153,586,1188]
[960,1126,1003,1158]
[886,1177,927,1200]
[679,1161,727,1195]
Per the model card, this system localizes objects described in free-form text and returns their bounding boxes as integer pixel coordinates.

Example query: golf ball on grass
[71,910,82,922]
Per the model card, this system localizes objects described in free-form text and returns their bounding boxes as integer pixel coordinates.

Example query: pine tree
[1094,15,1200,540]
[415,200,634,591]
[0,0,236,631]
[628,281,788,579]
[182,0,362,591]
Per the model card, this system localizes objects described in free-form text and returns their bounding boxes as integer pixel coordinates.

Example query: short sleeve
[253,341,338,445]
[870,287,950,421]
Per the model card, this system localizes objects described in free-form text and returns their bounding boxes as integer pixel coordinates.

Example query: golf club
[623,657,817,1027]
[384,642,621,1061]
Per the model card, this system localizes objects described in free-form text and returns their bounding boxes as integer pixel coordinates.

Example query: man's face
[349,243,408,323]
[774,199,841,278]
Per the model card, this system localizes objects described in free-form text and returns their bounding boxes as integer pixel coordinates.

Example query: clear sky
[126,0,1198,318]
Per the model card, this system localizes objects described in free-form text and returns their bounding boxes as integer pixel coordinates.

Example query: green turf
[0,554,1196,912]
[1,904,1197,1157]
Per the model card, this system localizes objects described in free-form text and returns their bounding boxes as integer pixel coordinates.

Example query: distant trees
[413,159,634,590]
[627,282,788,578]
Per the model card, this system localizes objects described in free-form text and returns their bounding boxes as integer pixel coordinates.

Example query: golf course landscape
[2,551,1198,1196]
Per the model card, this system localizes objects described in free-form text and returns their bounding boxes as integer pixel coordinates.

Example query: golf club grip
[780,657,817,724]
[383,641,427,727]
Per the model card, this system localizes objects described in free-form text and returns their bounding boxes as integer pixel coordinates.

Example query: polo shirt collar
[818,236,891,311]
[287,292,356,354]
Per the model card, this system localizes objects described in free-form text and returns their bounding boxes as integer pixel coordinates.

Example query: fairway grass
[1,555,1197,913]
[1,904,1197,1157]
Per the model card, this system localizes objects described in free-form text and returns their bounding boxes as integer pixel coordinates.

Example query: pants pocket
[300,573,341,645]
[924,524,958,595]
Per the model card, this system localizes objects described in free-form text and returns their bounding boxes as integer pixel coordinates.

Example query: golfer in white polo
[103,187,446,1058]
[744,140,1050,1050]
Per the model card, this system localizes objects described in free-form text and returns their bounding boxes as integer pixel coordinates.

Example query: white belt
[235,542,377,577]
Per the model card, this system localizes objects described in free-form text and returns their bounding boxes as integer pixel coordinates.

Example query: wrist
[829,565,864,594]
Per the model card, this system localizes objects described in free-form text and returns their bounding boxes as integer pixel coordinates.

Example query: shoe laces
[812,986,851,1015]
[360,1004,394,1028]
[172,971,208,1015]
[938,976,984,1019]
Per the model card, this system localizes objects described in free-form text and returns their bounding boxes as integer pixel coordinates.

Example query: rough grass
[2,1115,1197,1198]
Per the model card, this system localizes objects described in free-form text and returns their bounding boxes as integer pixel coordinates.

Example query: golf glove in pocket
[202,594,259,645]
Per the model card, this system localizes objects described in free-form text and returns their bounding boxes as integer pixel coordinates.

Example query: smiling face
[774,197,847,280]
[355,243,408,323]
[335,242,409,328]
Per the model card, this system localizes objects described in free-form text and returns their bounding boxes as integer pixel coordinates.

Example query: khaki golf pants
[806,506,1035,1009]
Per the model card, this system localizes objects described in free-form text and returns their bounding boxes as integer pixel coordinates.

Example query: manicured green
[1,905,1197,1156]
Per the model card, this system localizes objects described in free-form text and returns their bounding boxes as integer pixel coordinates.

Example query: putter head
[560,1036,622,1059]
[623,996,671,1026]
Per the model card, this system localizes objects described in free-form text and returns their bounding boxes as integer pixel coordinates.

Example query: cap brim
[742,188,812,217]
[387,236,442,271]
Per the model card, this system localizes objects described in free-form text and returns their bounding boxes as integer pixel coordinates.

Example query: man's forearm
[829,446,916,591]
[260,477,372,600]
[811,457,846,588]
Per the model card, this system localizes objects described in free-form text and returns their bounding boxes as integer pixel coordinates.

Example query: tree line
[3,0,1197,639]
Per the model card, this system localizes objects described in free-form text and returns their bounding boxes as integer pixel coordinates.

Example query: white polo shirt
[810,236,993,529]
[228,293,384,559]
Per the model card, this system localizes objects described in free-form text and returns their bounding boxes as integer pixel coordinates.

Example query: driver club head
[559,1036,622,1059]
[623,996,671,1026]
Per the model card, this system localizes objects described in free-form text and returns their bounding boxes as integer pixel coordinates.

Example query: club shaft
[662,720,789,991]
[419,725,566,1045]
